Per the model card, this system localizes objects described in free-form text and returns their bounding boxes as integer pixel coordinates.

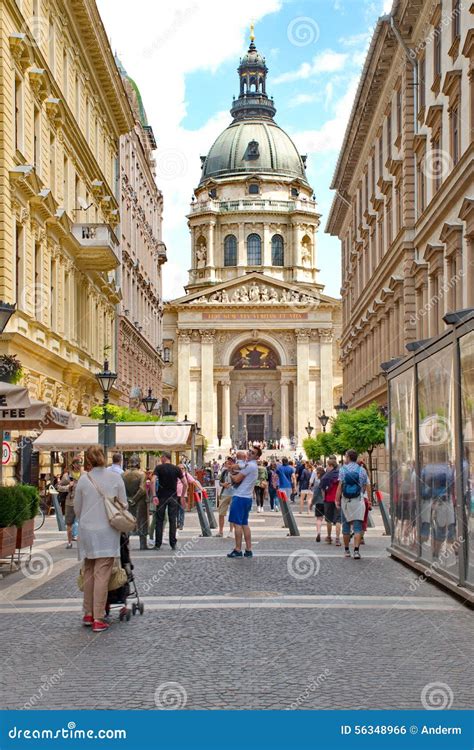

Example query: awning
[0,401,81,431]
[33,422,202,451]
[0,382,32,410]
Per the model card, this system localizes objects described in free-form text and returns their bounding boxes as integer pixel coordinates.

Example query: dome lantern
[231,28,276,122]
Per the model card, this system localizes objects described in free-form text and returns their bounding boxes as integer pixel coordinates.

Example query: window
[247,233,261,265]
[271,235,284,266]
[75,73,80,120]
[387,111,392,158]
[63,155,68,211]
[248,183,259,195]
[50,257,57,330]
[34,106,41,173]
[34,243,41,320]
[291,187,299,198]
[14,76,23,152]
[62,48,68,99]
[49,131,55,193]
[48,18,55,72]
[208,188,217,199]
[371,152,375,196]
[419,56,426,110]
[434,24,441,80]
[451,105,460,165]
[224,234,237,266]
[432,133,442,190]
[453,0,460,41]
[417,159,425,214]
[15,222,24,307]
[396,89,402,139]
[163,347,171,363]
[378,134,383,179]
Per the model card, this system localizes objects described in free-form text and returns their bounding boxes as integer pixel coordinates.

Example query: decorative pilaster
[295,329,310,446]
[319,328,334,416]
[177,330,191,419]
[200,329,215,446]
[459,198,474,307]
[221,378,231,448]
[280,378,290,448]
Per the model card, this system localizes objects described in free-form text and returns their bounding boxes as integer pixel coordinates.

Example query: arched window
[271,234,284,266]
[247,233,261,265]
[224,234,237,266]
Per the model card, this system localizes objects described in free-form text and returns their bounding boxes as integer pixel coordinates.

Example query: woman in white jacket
[74,446,127,632]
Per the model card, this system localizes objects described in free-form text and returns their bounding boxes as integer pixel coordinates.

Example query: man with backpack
[335,449,368,559]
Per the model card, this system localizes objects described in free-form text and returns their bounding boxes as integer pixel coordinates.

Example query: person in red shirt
[319,458,341,546]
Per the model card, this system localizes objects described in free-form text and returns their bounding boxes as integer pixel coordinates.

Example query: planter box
[16,518,35,549]
[0,526,18,557]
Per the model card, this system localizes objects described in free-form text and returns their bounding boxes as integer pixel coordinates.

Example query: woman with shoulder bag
[74,446,128,633]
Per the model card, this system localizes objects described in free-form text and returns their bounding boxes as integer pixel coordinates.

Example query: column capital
[199,328,216,343]
[318,328,334,343]
[295,328,310,342]
[220,378,231,387]
[177,330,192,343]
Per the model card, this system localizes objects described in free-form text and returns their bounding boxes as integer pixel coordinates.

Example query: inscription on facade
[202,312,308,321]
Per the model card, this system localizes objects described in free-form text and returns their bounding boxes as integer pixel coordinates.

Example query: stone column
[319,328,334,414]
[212,380,218,447]
[177,330,191,419]
[280,378,290,448]
[263,223,271,267]
[238,223,246,267]
[200,329,215,447]
[207,220,215,267]
[221,378,232,449]
[296,329,311,446]
[292,222,299,267]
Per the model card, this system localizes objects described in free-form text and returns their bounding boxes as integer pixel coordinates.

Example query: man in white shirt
[108,453,124,475]
[227,446,260,558]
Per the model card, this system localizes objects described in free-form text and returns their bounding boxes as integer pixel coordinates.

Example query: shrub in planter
[16,485,39,549]
[0,486,29,558]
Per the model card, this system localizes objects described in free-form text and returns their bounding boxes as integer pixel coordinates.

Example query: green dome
[200,120,309,185]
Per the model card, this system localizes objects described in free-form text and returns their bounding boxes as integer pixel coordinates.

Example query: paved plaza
[0,508,472,711]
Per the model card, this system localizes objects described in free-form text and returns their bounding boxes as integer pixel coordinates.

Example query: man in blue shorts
[227,446,260,558]
[335,449,368,559]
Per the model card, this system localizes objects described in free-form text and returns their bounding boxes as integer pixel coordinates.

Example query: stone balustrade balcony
[189,198,318,215]
[72,223,119,271]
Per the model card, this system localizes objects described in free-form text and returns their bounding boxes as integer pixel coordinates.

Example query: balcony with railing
[72,224,119,271]
[189,198,318,215]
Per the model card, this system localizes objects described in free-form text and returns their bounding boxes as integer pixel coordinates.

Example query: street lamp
[305,421,314,437]
[0,301,16,333]
[141,387,158,414]
[95,359,117,457]
[334,396,348,414]
[318,410,329,432]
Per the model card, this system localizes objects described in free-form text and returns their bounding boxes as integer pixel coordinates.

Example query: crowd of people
[53,445,373,632]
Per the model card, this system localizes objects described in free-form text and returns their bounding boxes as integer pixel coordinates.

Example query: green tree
[89,405,174,423]
[336,403,387,487]
[303,431,335,463]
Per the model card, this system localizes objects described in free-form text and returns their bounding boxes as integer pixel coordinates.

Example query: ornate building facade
[0,0,134,413]
[164,35,342,450]
[327,0,473,410]
[116,60,167,408]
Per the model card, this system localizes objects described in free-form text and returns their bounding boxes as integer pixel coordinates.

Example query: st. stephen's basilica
[163,32,342,451]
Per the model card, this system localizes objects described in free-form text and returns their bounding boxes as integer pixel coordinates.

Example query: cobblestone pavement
[0,507,472,710]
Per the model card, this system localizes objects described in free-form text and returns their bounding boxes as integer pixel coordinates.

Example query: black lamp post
[0,301,16,333]
[334,396,348,414]
[96,359,117,457]
[142,388,158,414]
[318,410,329,432]
[305,421,314,437]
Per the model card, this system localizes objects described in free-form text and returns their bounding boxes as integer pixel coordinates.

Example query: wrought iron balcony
[72,224,119,271]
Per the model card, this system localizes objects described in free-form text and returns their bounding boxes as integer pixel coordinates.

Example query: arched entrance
[230,342,281,446]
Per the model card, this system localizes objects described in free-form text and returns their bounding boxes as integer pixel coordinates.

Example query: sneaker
[227,549,243,558]
[82,615,93,627]
[154,545,161,550]
[226,532,234,538]
[92,620,110,633]
[215,532,223,537]
[344,548,351,558]
[244,550,253,558]
[353,550,361,560]
[170,544,177,550]
[66,542,73,549]
[360,539,365,545]
[325,537,332,544]
[316,533,321,542]
[335,538,341,547]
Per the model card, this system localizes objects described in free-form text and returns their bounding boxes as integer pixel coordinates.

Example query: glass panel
[390,369,416,552]
[417,347,458,574]
[247,234,261,265]
[224,235,237,267]
[271,235,284,266]
[459,331,474,584]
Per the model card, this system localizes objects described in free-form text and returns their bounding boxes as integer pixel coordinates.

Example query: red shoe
[92,619,110,633]
[82,615,93,627]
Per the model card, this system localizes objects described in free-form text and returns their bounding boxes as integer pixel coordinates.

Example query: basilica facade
[163,35,342,451]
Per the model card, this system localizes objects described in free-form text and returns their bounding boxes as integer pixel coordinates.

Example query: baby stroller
[105,533,145,622]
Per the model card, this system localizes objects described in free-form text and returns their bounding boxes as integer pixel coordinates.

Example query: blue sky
[97,0,391,299]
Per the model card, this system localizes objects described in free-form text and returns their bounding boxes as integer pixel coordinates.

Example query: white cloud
[287,93,319,108]
[96,0,282,300]
[273,50,348,84]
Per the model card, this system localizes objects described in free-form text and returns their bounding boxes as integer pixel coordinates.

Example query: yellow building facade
[0,0,134,417]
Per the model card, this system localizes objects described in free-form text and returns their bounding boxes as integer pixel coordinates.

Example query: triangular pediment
[168,272,326,307]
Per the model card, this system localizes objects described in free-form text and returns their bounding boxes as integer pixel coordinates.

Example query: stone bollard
[278,491,300,536]
[202,493,218,529]
[195,494,212,537]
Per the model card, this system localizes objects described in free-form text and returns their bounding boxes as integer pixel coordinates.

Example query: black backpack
[342,468,361,499]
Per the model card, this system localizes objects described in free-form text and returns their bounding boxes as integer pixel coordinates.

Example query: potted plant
[0,354,23,384]
[16,485,39,550]
[0,486,29,558]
